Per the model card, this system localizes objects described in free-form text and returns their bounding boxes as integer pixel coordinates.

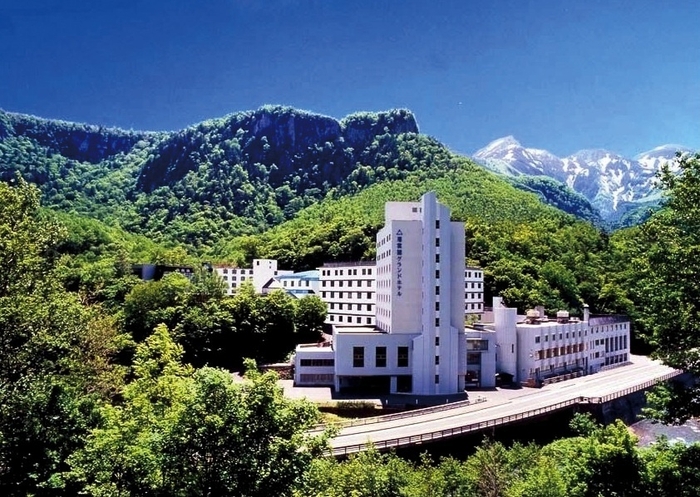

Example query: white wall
[333,330,417,393]
[294,347,335,385]
[493,297,519,379]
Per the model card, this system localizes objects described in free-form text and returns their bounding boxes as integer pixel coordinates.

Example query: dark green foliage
[1,106,422,247]
[0,179,126,496]
[213,159,611,314]
[610,153,700,421]
[121,275,326,369]
[510,175,603,226]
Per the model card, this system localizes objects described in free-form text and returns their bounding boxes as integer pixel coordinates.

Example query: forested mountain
[0,105,634,315]
[0,105,612,251]
[211,156,617,316]
[1,106,423,246]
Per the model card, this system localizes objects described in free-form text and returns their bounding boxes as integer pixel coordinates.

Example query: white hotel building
[294,192,632,395]
[214,259,293,295]
[484,298,631,387]
[319,262,376,327]
[296,192,492,395]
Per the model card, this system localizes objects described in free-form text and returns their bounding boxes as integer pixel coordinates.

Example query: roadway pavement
[325,355,680,453]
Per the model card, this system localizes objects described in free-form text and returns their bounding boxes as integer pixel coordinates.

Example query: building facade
[276,270,320,298]
[465,266,484,314]
[319,262,376,327]
[296,192,493,394]
[486,297,630,387]
[293,192,631,394]
[214,259,293,295]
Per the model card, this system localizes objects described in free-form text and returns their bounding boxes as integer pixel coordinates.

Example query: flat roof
[278,270,319,279]
[516,320,583,328]
[589,315,629,325]
[295,344,334,353]
[320,261,376,268]
[334,325,385,334]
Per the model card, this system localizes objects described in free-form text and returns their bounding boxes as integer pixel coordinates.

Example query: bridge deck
[326,356,681,455]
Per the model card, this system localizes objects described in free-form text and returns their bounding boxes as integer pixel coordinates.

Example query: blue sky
[1,0,698,157]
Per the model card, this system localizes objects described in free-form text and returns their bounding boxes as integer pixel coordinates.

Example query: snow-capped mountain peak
[472,137,692,223]
[473,135,522,158]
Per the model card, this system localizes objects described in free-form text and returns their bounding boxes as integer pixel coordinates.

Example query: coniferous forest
[1,106,700,495]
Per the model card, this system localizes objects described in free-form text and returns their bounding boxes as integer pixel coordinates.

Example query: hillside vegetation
[212,155,613,315]
[0,106,631,315]
[1,106,422,246]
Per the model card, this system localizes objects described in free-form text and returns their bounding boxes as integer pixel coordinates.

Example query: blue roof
[278,270,319,280]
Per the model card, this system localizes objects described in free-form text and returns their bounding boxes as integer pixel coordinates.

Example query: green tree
[70,327,326,496]
[544,419,646,497]
[630,153,700,421]
[294,295,328,343]
[121,272,191,341]
[643,439,700,497]
[0,179,125,496]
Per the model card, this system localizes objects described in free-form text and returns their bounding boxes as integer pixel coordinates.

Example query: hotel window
[435,237,440,247]
[375,347,387,368]
[535,336,540,344]
[435,355,440,365]
[435,318,440,327]
[223,269,228,274]
[467,340,489,351]
[435,375,440,384]
[435,270,440,279]
[436,220,440,229]
[436,254,440,263]
[368,268,372,275]
[398,347,409,367]
[435,302,440,311]
[435,286,440,295]
[435,337,440,346]
[366,317,372,324]
[353,347,364,368]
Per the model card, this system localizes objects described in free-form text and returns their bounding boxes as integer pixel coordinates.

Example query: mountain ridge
[473,136,693,225]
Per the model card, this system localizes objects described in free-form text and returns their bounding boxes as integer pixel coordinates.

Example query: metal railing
[331,397,583,456]
[584,369,683,404]
[312,395,487,432]
[329,368,684,456]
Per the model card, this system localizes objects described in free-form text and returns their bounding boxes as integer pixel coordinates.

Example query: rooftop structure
[480,297,630,387]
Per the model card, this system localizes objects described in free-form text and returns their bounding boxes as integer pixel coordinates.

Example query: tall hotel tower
[374,192,466,394]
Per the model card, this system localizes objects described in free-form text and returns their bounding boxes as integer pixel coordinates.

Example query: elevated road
[327,356,681,455]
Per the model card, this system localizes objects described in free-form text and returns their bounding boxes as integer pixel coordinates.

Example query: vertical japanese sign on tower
[396,229,403,297]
